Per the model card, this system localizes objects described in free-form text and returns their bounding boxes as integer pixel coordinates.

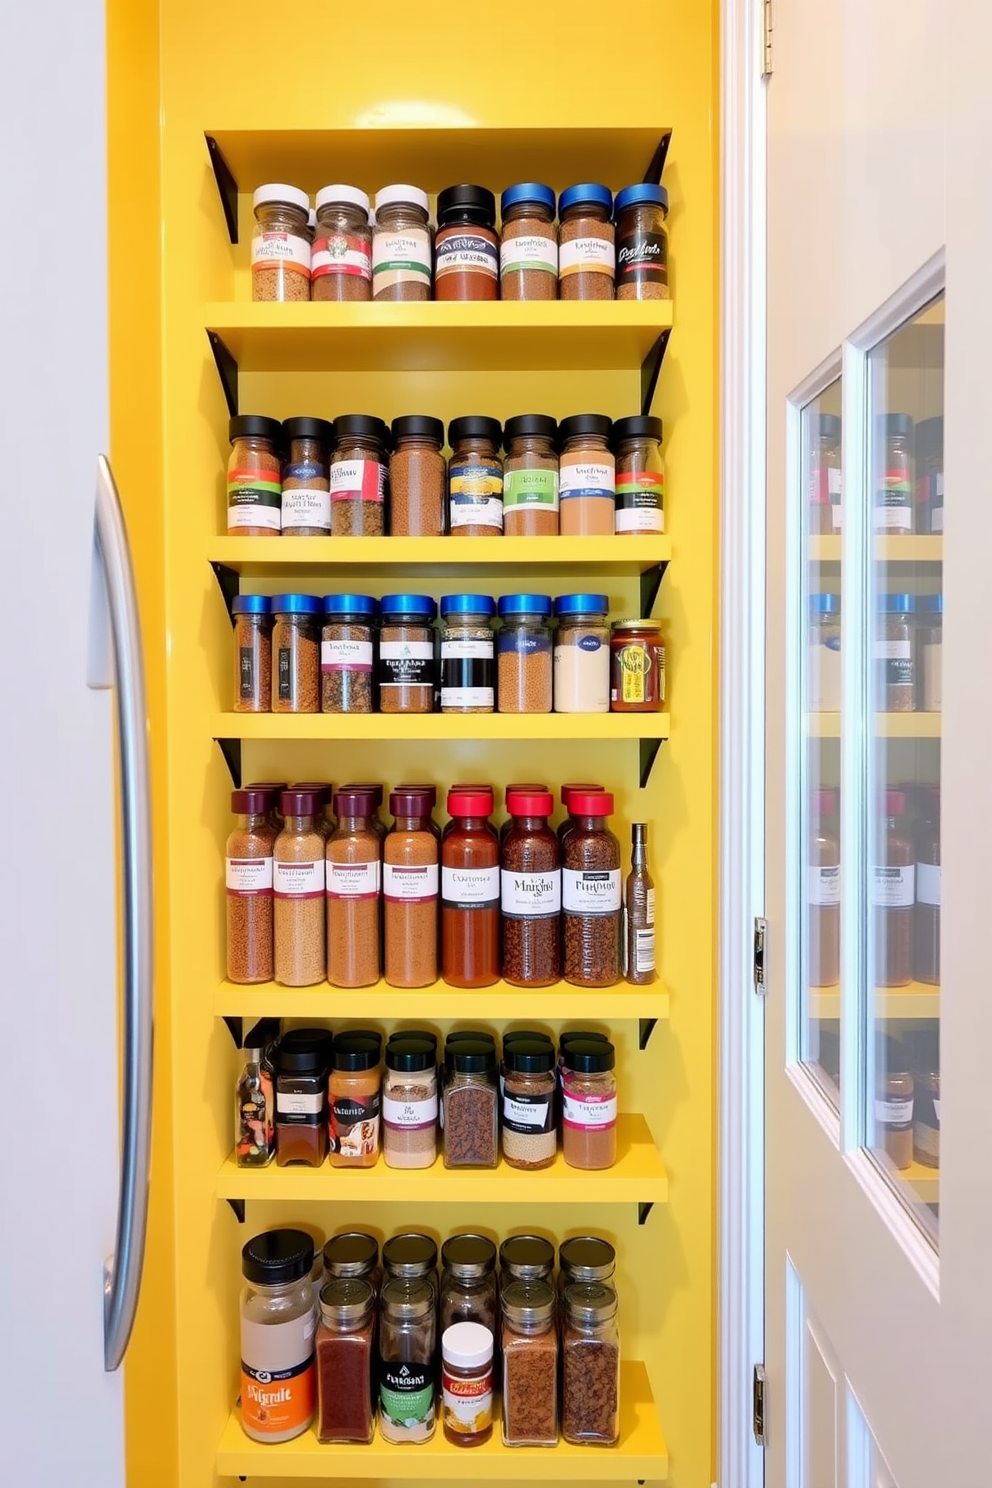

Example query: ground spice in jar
[874,412,915,533]
[331,415,389,537]
[613,415,665,535]
[503,414,559,537]
[315,1278,375,1443]
[227,415,282,536]
[561,1040,618,1170]
[383,1036,438,1170]
[321,594,376,713]
[442,789,500,989]
[554,594,610,713]
[558,414,616,536]
[389,415,446,536]
[251,184,311,302]
[501,1279,558,1447]
[809,790,840,987]
[499,183,558,301]
[326,789,380,988]
[876,594,916,711]
[558,184,615,300]
[281,416,333,536]
[271,595,321,712]
[502,1040,557,1170]
[448,417,504,536]
[440,594,496,713]
[232,595,272,713]
[384,791,439,988]
[373,185,432,302]
[311,184,372,303]
[563,792,621,987]
[443,1040,498,1168]
[226,789,275,984]
[561,1282,620,1446]
[328,1033,382,1168]
[275,1029,333,1166]
[435,185,499,301]
[614,183,670,300]
[876,1048,914,1170]
[378,594,437,714]
[501,790,560,987]
[274,791,326,986]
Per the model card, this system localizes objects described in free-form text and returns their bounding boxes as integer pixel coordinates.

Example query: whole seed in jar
[271,595,321,712]
[232,595,271,713]
[499,182,558,301]
[558,414,616,537]
[321,594,377,714]
[383,1036,438,1170]
[562,791,621,987]
[614,182,670,300]
[331,415,389,537]
[226,789,275,984]
[281,416,333,536]
[227,415,282,536]
[311,184,372,302]
[558,183,615,301]
[497,594,553,713]
[502,414,559,537]
[389,415,446,537]
[378,594,437,714]
[274,791,326,987]
[251,184,311,302]
[561,1282,620,1446]
[501,789,561,986]
[553,593,610,713]
[448,416,503,537]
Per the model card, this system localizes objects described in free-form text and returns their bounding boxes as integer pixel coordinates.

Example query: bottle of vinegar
[625,823,657,985]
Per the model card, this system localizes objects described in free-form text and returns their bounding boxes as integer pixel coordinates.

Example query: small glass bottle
[226,788,275,984]
[501,789,561,986]
[808,593,841,712]
[499,182,558,301]
[378,594,437,714]
[434,184,499,302]
[502,414,559,537]
[614,182,670,300]
[499,1234,556,1285]
[915,416,944,534]
[448,417,504,537]
[558,413,616,537]
[442,1040,499,1169]
[610,619,665,712]
[441,789,500,988]
[227,414,282,536]
[874,790,915,988]
[440,594,496,713]
[321,594,377,713]
[383,1036,438,1170]
[251,184,311,302]
[501,1279,558,1447]
[915,786,941,986]
[240,1229,316,1443]
[810,414,842,535]
[439,1234,498,1334]
[874,412,915,532]
[625,822,656,984]
[326,788,381,989]
[384,791,439,989]
[273,789,326,987]
[876,1050,914,1170]
[389,415,446,536]
[372,185,432,302]
[561,1282,620,1446]
[311,184,372,303]
[876,593,916,712]
[232,595,272,713]
[553,594,610,713]
[382,1234,438,1297]
[331,414,389,537]
[275,1028,332,1167]
[328,1032,382,1169]
[280,415,333,537]
[918,595,942,711]
[613,414,665,535]
[377,1279,437,1443]
[561,1039,617,1171]
[562,792,621,988]
[271,595,321,713]
[235,1019,277,1166]
[501,1040,557,1170]
[558,184,615,300]
[315,1278,375,1443]
[809,789,840,988]
[442,1321,494,1446]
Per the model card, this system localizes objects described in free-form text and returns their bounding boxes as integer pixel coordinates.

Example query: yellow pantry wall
[138,3,720,1486]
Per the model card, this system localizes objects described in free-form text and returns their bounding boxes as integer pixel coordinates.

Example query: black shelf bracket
[223,1016,243,1049]
[639,738,664,789]
[216,737,243,788]
[640,329,671,416]
[212,562,241,620]
[208,330,239,419]
[227,1198,246,1224]
[638,1202,654,1226]
[639,562,668,617]
[205,134,239,245]
[642,128,673,184]
[638,1018,658,1050]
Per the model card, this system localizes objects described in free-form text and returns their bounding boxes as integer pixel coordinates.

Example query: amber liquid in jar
[874,792,914,987]
[442,791,500,988]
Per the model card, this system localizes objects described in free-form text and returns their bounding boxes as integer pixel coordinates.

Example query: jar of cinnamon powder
[561,1038,617,1170]
[384,790,439,988]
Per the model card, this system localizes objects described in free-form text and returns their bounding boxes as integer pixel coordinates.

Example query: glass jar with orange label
[610,620,665,712]
[240,1228,317,1443]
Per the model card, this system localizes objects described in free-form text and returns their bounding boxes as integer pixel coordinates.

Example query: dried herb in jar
[561,1282,620,1446]
[501,1279,558,1447]
[442,1040,498,1168]
[321,594,377,714]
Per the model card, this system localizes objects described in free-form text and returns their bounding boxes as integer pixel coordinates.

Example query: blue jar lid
[500,182,556,215]
[322,593,379,618]
[440,593,497,618]
[270,593,322,616]
[878,593,915,612]
[558,183,613,215]
[497,593,553,619]
[919,594,943,613]
[554,593,609,617]
[231,594,270,615]
[380,593,437,620]
[810,593,840,614]
[614,182,669,216]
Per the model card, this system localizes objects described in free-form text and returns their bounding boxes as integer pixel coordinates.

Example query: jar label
[645,886,656,925]
[330,1091,381,1156]
[276,1091,324,1117]
[251,232,312,277]
[379,1365,435,1434]
[875,639,911,660]
[226,856,273,895]
[500,234,558,276]
[559,236,615,276]
[277,646,293,699]
[809,864,841,906]
[240,1349,315,1439]
[615,474,665,534]
[282,487,331,531]
[435,232,499,283]
[562,868,622,914]
[327,859,380,899]
[562,1088,618,1130]
[871,864,915,907]
[560,460,615,500]
[372,229,432,286]
[875,638,913,691]
[330,458,386,504]
[273,858,326,898]
[875,1097,913,1128]
[442,1365,493,1433]
[501,868,562,917]
[612,641,657,705]
[322,638,374,672]
[634,926,656,972]
[916,860,941,906]
[441,638,493,661]
[384,1090,438,1130]
[874,473,913,530]
[498,629,552,656]
[311,232,372,282]
[442,864,501,909]
[239,647,257,699]
[440,644,494,708]
[502,1089,554,1134]
[384,862,439,902]
[449,493,504,530]
[379,640,435,689]
[616,229,668,287]
[503,468,559,511]
[228,471,282,532]
[441,684,494,709]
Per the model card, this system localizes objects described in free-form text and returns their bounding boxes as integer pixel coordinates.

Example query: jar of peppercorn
[501,789,561,986]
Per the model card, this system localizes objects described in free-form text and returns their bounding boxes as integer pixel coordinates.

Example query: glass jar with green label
[377,1278,437,1444]
[503,414,559,537]
[874,412,915,533]
[613,415,665,536]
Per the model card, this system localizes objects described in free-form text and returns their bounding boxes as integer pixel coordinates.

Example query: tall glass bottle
[235,1019,278,1167]
[624,822,656,984]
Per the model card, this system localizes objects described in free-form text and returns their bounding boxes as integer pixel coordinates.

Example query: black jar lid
[437,184,496,227]
[559,1028,610,1049]
[504,1039,556,1074]
[391,414,444,444]
[503,1029,554,1048]
[386,1036,437,1072]
[562,1038,616,1073]
[277,1027,333,1074]
[387,1027,439,1048]
[559,1234,616,1280]
[877,412,914,437]
[323,1230,379,1277]
[282,415,334,446]
[445,1038,497,1074]
[558,413,613,443]
[612,414,664,446]
[441,1233,497,1278]
[334,413,390,446]
[503,413,558,445]
[446,1029,496,1047]
[242,1227,314,1285]
[229,413,281,444]
[383,1232,438,1274]
[332,1033,382,1071]
[499,1234,556,1279]
[448,415,502,448]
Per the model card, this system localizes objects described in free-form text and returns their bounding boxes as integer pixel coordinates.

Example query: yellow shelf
[809,981,940,1020]
[216,1114,666,1205]
[215,1361,668,1480]
[216,977,670,1023]
[903,1159,939,1204]
[214,712,671,742]
[807,712,941,739]
[205,300,673,374]
[810,535,943,563]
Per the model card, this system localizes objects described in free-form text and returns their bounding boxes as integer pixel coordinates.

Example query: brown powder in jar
[253,267,310,302]
[561,1328,619,1443]
[274,793,326,987]
[233,609,271,713]
[389,417,446,536]
[272,608,321,713]
[384,793,438,988]
[226,801,275,984]
[558,196,615,302]
[326,793,381,989]
[502,1320,558,1443]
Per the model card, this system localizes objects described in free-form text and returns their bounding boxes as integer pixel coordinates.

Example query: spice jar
[280,416,333,536]
[383,1233,438,1297]
[448,417,504,536]
[377,1278,437,1444]
[499,1234,556,1284]
[440,1234,498,1334]
[311,184,372,303]
[496,594,552,713]
[558,1235,616,1291]
[615,182,670,300]
[240,1229,316,1443]
[610,619,665,711]
[558,413,616,537]
[503,414,559,537]
[271,595,321,713]
[501,789,561,986]
[810,414,842,535]
[554,594,610,713]
[562,1039,617,1170]
[443,1039,499,1168]
[561,1282,620,1445]
[808,593,841,712]
[321,594,377,713]
[274,790,326,986]
[275,1028,333,1167]
[226,788,275,984]
[384,1036,438,1170]
[315,1278,375,1443]
[232,595,272,715]
[874,412,915,532]
[915,416,944,534]
[328,1032,382,1168]
[331,414,389,537]
[625,821,657,984]
[874,790,915,988]
[557,783,606,847]
[372,185,432,302]
[501,1279,558,1447]
[563,791,621,987]
[251,184,311,302]
[809,789,840,988]
[235,1020,277,1166]
[441,789,500,988]
[499,781,549,842]
[876,1049,914,1170]
[918,595,942,711]
[613,414,665,534]
[326,788,381,988]
[915,786,941,985]
[389,415,446,537]
[501,1039,557,1170]
[913,1062,940,1169]
[499,182,558,301]
[558,183,615,300]
[384,790,439,988]
[323,1232,380,1292]
[440,594,496,713]
[378,594,437,713]
[442,1321,494,1446]
[227,414,282,536]
[876,594,915,712]
[435,185,499,301]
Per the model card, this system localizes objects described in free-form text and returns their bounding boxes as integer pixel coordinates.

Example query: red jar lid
[560,783,605,809]
[447,789,494,817]
[280,789,322,816]
[885,790,907,815]
[507,790,554,817]
[570,792,614,816]
[812,789,837,816]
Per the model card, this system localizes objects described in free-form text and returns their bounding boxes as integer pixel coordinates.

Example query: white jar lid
[253,182,309,214]
[374,183,429,214]
[315,183,371,216]
[442,1320,493,1369]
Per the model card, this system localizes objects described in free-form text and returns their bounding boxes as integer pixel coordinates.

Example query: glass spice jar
[440,594,496,713]
[251,183,311,302]
[321,594,377,714]
[610,619,665,712]
[614,182,670,300]
[389,415,446,536]
[809,789,840,988]
[441,789,500,989]
[810,414,842,535]
[563,791,621,987]
[915,416,944,534]
[874,790,915,988]
[315,1278,376,1443]
[442,1039,499,1168]
[554,594,610,713]
[383,1035,438,1170]
[440,1234,498,1335]
[558,413,616,536]
[561,1282,620,1446]
[227,414,282,536]
[384,790,439,989]
[331,414,389,537]
[442,1321,495,1447]
[501,789,561,987]
[876,1050,914,1170]
[499,1234,556,1285]
[377,1278,437,1444]
[448,416,504,536]
[503,414,559,536]
[372,185,432,302]
[322,1232,380,1292]
[275,1028,333,1167]
[497,594,553,713]
[558,184,615,300]
[876,593,916,712]
[913,1062,940,1169]
[281,416,333,536]
[435,184,499,301]
[326,788,381,989]
[271,595,321,713]
[311,184,372,302]
[328,1032,382,1169]
[501,1040,557,1170]
[382,1233,438,1297]
[378,594,437,713]
[274,790,326,987]
[613,414,665,535]
[561,1040,618,1170]
[625,821,657,985]
[232,595,272,713]
[240,1228,317,1443]
[226,788,275,984]
[501,1279,558,1448]
[499,182,558,301]
[874,412,915,532]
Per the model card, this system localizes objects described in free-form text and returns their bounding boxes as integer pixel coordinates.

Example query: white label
[442,864,500,906]
[380,639,433,663]
[500,235,558,273]
[330,459,371,494]
[875,1097,913,1126]
[562,1089,618,1129]
[441,686,494,708]
[872,864,915,907]
[559,460,615,498]
[226,856,273,894]
[311,243,371,278]
[932,506,944,533]
[273,858,326,897]
[440,638,494,661]
[383,1091,438,1128]
[916,861,941,907]
[276,1092,323,1115]
[228,502,280,532]
[615,505,665,534]
[634,928,656,973]
[372,229,432,276]
[251,232,311,270]
[875,506,912,531]
[383,862,438,901]
[831,503,842,529]
[645,887,656,926]
[442,1373,492,1429]
[809,864,841,906]
[559,236,616,273]
[503,1095,550,1128]
[327,859,380,898]
[321,638,373,671]
[874,639,911,660]
[449,496,504,531]
[828,469,842,495]
[808,636,842,712]
[914,1122,940,1160]
[562,867,622,914]
[282,488,331,530]
[501,868,561,916]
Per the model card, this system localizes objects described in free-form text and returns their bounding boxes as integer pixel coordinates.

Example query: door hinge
[762,0,773,76]
[753,1363,767,1446]
[753,917,767,995]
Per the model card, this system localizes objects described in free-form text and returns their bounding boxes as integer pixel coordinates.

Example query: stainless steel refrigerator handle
[96,455,154,1373]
